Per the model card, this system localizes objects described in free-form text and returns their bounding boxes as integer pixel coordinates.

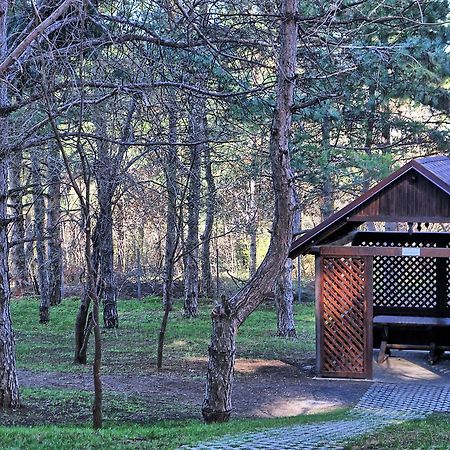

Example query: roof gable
[290,156,450,258]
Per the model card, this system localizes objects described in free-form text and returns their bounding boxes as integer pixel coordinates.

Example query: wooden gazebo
[290,156,450,379]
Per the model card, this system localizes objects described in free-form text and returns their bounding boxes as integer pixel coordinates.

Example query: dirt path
[18,358,369,419]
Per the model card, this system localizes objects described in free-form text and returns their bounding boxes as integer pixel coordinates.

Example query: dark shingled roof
[289,155,450,258]
[416,155,450,187]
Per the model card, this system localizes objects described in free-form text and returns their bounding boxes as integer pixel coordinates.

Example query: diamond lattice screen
[358,238,437,310]
[321,257,367,375]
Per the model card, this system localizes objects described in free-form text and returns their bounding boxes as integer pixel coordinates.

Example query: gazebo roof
[290,155,450,258]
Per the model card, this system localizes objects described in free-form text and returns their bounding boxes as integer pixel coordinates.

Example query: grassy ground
[0,409,349,450]
[12,296,315,374]
[347,413,450,449]
[2,296,319,449]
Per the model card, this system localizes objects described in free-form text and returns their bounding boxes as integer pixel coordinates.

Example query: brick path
[181,382,450,449]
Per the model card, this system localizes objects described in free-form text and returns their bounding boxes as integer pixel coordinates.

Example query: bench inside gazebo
[290,155,450,379]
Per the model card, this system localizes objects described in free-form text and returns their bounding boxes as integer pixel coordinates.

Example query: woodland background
[0,0,448,443]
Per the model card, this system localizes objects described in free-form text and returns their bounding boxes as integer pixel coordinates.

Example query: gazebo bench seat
[373,315,450,365]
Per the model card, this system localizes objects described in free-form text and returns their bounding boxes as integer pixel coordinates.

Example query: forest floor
[6,296,368,425]
[2,296,448,449]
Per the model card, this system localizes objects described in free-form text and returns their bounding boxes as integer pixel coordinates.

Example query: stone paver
[181,382,450,449]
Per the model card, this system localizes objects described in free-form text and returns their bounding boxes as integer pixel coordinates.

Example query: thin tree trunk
[320,113,333,220]
[136,246,142,301]
[92,113,118,329]
[93,198,118,328]
[46,144,62,306]
[31,148,50,323]
[116,200,125,274]
[162,97,178,310]
[8,150,28,296]
[202,0,298,422]
[363,85,376,231]
[201,123,215,298]
[248,178,257,277]
[158,95,184,368]
[183,101,202,317]
[275,190,300,337]
[0,0,20,407]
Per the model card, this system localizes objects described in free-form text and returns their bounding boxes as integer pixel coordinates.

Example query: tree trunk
[93,199,118,328]
[320,113,333,220]
[0,171,20,407]
[363,85,376,231]
[275,258,296,337]
[203,301,237,422]
[8,150,28,296]
[92,114,118,329]
[275,190,300,337]
[202,0,298,422]
[201,122,215,298]
[0,145,20,409]
[0,0,20,404]
[74,290,91,364]
[31,148,50,323]
[162,97,178,310]
[248,178,257,277]
[46,144,62,306]
[183,101,202,317]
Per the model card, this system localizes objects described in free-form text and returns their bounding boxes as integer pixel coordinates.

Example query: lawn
[3,297,449,449]
[12,296,315,374]
[347,413,450,449]
[0,409,349,450]
[0,296,319,449]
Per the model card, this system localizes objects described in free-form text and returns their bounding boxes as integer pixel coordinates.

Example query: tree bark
[320,113,333,220]
[183,100,202,317]
[46,144,62,306]
[202,0,297,422]
[8,150,28,296]
[201,119,215,298]
[92,113,118,329]
[31,148,50,323]
[162,97,178,310]
[248,178,257,277]
[158,96,182,368]
[275,190,300,337]
[363,85,376,231]
[0,160,20,408]
[0,0,20,408]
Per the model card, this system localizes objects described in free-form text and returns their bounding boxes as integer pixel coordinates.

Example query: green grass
[346,414,450,449]
[12,296,315,374]
[4,296,322,449]
[0,387,197,426]
[0,408,348,450]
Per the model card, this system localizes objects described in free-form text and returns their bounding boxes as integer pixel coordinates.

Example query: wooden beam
[350,215,450,223]
[319,246,450,258]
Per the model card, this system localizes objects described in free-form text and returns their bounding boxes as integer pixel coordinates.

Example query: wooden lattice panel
[320,257,368,376]
[355,234,443,312]
[372,255,437,309]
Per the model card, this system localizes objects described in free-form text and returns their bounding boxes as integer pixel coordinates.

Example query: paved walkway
[182,382,450,449]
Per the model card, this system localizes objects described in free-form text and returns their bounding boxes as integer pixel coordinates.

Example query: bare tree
[201,121,215,298]
[46,144,63,306]
[183,100,203,317]
[8,149,28,296]
[202,0,298,422]
[162,95,179,310]
[31,148,50,323]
